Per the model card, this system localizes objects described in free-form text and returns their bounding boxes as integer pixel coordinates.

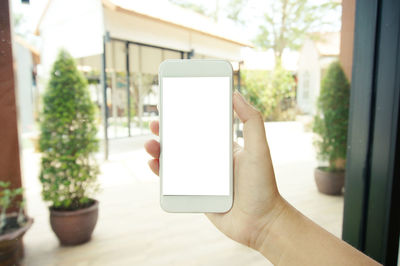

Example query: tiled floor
[21,122,343,266]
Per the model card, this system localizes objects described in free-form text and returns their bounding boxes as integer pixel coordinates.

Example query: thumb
[233,92,269,156]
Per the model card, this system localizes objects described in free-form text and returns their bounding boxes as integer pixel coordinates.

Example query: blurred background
[2,0,366,265]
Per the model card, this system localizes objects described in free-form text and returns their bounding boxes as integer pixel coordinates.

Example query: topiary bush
[313,61,350,171]
[39,50,99,211]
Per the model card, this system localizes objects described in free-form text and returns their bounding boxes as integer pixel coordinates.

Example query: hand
[144,92,287,250]
[145,92,380,266]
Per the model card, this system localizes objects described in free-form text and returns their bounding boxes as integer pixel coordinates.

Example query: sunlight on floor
[22,121,343,266]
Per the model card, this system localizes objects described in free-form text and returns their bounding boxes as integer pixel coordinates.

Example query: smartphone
[158,59,233,213]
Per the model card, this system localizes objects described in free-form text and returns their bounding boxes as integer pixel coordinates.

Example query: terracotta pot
[50,200,99,246]
[0,215,33,266]
[314,168,345,195]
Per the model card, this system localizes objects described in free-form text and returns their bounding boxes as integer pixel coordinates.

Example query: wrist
[256,198,304,264]
[251,194,290,252]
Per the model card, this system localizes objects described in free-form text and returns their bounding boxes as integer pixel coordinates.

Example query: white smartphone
[158,59,233,213]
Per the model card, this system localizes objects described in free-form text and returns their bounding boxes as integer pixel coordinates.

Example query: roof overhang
[101,0,253,48]
[34,0,253,48]
[14,35,41,64]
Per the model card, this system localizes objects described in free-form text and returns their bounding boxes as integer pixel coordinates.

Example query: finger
[233,92,269,156]
[144,139,160,159]
[233,141,242,154]
[150,120,159,136]
[148,159,159,176]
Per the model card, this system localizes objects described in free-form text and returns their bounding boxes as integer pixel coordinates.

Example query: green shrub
[241,65,296,121]
[0,182,25,234]
[313,61,350,171]
[39,50,99,211]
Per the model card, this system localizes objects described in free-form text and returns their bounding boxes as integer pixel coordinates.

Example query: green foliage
[313,61,350,171]
[255,0,340,60]
[226,0,248,25]
[169,0,210,17]
[241,65,296,121]
[39,50,99,210]
[0,182,24,234]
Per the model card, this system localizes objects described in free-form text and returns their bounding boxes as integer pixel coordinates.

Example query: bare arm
[257,198,378,265]
[144,92,380,266]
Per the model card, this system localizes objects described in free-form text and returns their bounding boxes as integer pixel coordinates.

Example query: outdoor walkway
[21,121,343,266]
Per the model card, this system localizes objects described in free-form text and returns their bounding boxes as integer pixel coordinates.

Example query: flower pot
[0,215,33,266]
[50,200,98,246]
[314,167,345,195]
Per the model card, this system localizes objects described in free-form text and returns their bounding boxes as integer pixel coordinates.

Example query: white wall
[39,0,104,77]
[103,8,242,62]
[297,40,321,115]
[14,42,35,133]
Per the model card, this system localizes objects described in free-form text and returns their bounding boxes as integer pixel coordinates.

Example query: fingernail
[234,91,245,103]
[233,91,240,100]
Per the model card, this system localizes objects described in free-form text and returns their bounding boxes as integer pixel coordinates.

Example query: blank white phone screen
[162,77,230,195]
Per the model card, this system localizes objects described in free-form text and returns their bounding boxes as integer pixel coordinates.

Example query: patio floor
[21,121,343,266]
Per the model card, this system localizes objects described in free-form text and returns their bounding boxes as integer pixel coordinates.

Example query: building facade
[297,32,340,115]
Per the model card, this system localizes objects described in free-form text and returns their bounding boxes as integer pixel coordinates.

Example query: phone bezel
[158,59,233,213]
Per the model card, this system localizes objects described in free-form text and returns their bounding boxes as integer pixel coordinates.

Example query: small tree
[241,65,295,121]
[313,61,350,171]
[39,50,99,211]
[254,0,340,63]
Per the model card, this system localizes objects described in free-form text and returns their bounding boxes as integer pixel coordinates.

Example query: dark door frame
[342,0,400,265]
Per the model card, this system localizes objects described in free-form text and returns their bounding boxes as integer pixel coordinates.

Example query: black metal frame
[125,41,131,137]
[235,61,243,138]
[101,35,109,159]
[342,0,400,264]
[101,35,190,159]
[101,35,244,158]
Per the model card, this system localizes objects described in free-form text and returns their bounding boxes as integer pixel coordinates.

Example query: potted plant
[313,61,350,195]
[0,181,33,265]
[39,50,100,245]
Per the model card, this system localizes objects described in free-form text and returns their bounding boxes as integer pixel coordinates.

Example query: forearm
[256,198,380,266]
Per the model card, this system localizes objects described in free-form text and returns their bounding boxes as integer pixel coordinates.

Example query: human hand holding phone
[145,91,380,266]
[145,92,285,249]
